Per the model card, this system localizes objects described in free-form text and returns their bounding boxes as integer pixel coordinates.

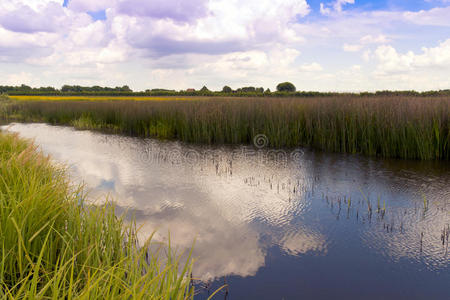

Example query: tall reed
[0,132,195,299]
[4,95,450,160]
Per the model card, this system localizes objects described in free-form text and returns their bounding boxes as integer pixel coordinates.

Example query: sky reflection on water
[4,123,449,299]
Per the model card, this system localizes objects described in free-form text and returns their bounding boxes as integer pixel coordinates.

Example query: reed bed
[4,95,450,160]
[0,132,195,299]
[10,95,204,102]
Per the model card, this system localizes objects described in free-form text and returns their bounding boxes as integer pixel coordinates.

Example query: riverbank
[2,95,449,160]
[0,131,195,299]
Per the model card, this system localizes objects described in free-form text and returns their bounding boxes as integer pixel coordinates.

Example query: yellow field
[10,95,203,102]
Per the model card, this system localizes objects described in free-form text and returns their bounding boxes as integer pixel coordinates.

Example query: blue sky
[63,0,106,20]
[310,0,444,11]
[0,0,449,91]
[65,0,450,21]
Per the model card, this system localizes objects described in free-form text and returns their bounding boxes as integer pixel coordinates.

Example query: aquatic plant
[3,95,450,160]
[0,132,196,299]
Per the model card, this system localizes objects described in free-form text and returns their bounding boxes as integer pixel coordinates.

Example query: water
[4,123,450,299]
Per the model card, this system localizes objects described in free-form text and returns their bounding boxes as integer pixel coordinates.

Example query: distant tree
[151,89,175,92]
[20,84,32,91]
[222,86,232,93]
[37,86,56,92]
[237,86,256,93]
[276,82,296,92]
[265,88,271,93]
[256,87,264,93]
[200,86,210,92]
[121,85,132,92]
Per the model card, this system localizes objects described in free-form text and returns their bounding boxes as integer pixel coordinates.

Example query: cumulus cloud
[342,43,363,52]
[299,62,323,72]
[1,0,57,11]
[319,3,331,15]
[0,0,449,91]
[362,49,372,62]
[105,0,310,57]
[3,71,34,85]
[116,0,210,23]
[374,39,450,75]
[333,0,355,12]
[0,3,60,33]
[320,0,355,15]
[360,34,389,44]
[403,6,450,27]
[67,0,111,12]
[342,35,388,53]
[0,26,57,62]
[0,1,92,34]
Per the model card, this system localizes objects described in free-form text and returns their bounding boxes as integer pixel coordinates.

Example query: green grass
[3,95,450,160]
[0,132,196,299]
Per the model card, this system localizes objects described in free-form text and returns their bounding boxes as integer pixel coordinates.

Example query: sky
[0,0,449,92]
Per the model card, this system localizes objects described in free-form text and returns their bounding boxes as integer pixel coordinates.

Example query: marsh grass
[4,95,450,160]
[9,95,203,102]
[0,132,196,299]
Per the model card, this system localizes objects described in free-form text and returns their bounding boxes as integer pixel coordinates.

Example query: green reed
[3,95,450,160]
[0,132,196,299]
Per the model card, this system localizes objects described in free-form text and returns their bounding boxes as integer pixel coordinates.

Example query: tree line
[1,83,449,97]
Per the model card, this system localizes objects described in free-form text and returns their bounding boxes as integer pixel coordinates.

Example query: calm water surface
[4,123,450,299]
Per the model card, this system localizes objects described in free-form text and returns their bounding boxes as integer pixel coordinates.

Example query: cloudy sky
[0,0,449,91]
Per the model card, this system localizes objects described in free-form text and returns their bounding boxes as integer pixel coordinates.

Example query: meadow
[0,131,197,299]
[2,95,449,160]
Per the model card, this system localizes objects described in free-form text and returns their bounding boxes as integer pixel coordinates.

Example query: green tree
[200,86,210,92]
[276,82,296,92]
[120,85,132,92]
[222,86,232,93]
[238,87,256,93]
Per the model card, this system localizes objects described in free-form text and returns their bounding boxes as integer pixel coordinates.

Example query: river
[3,123,449,299]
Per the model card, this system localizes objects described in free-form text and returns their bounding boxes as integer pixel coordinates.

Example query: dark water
[4,123,450,300]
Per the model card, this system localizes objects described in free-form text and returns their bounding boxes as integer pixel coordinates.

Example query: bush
[0,93,10,102]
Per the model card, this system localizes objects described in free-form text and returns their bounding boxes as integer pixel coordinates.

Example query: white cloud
[3,72,34,85]
[0,1,91,34]
[300,62,323,72]
[360,34,389,44]
[217,51,270,71]
[67,0,111,12]
[69,21,110,47]
[333,0,355,13]
[362,49,372,62]
[342,35,388,53]
[0,0,57,11]
[320,0,355,15]
[343,43,363,52]
[375,39,450,75]
[319,3,331,15]
[0,0,449,91]
[403,6,450,27]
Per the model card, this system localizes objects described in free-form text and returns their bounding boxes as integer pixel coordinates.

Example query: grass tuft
[0,132,195,299]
